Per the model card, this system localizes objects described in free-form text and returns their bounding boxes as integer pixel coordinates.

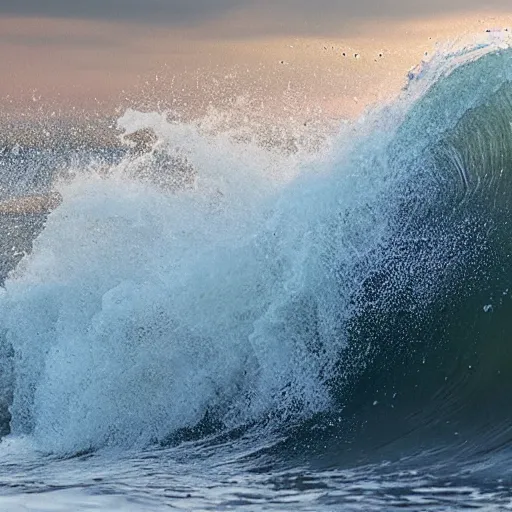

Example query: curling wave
[1,41,512,461]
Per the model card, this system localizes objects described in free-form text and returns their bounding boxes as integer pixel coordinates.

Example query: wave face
[2,43,512,460]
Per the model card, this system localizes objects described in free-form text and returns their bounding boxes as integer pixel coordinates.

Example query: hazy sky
[1,1,510,29]
[1,1,511,116]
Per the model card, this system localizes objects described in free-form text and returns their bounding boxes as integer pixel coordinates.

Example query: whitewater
[2,36,512,510]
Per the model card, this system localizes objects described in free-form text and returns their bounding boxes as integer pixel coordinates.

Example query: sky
[1,1,512,119]
[1,1,511,30]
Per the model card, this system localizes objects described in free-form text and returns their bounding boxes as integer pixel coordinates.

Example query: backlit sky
[1,1,511,27]
[1,1,511,117]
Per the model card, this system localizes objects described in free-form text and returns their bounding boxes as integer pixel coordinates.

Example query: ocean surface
[1,38,512,511]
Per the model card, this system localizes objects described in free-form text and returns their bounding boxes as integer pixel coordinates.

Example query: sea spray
[1,39,512,457]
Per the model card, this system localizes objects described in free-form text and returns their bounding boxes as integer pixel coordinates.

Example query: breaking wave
[1,39,512,462]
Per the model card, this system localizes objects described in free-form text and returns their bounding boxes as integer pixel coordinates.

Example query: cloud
[0,33,120,49]
[0,0,510,32]
[0,1,240,23]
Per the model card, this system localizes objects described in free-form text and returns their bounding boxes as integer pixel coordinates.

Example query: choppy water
[2,37,512,511]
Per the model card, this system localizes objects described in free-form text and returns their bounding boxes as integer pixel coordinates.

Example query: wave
[1,39,512,459]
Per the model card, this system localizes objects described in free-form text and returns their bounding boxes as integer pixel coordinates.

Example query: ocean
[1,40,512,511]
